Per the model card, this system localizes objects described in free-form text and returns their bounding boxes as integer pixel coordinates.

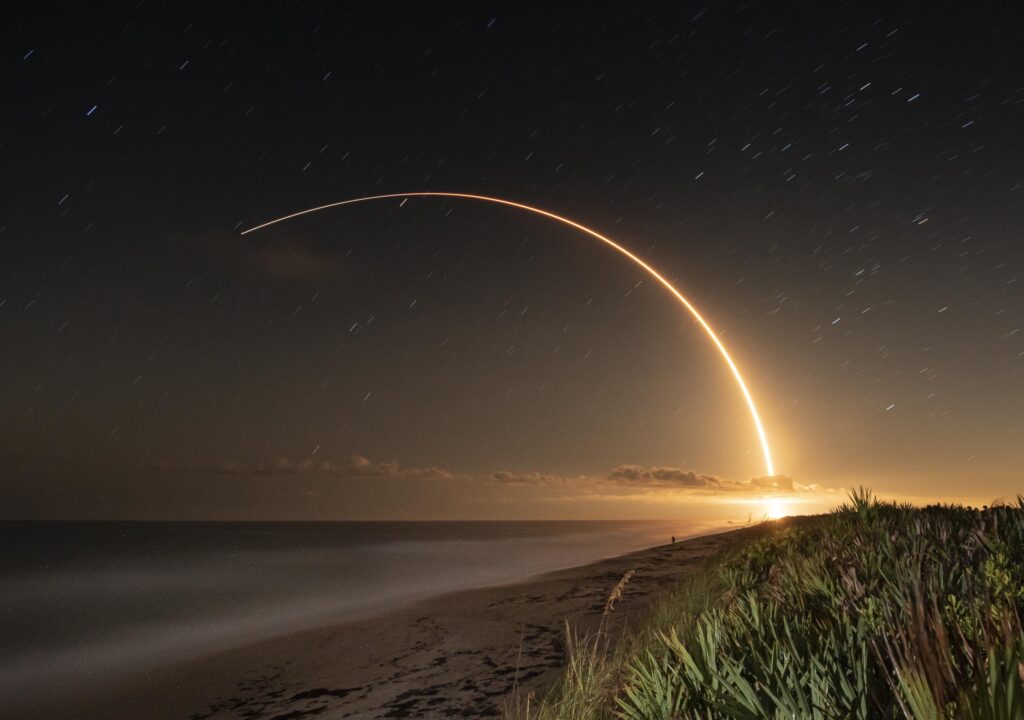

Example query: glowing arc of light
[241,192,775,476]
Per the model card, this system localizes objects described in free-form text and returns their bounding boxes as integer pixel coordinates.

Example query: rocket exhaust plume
[242,192,776,476]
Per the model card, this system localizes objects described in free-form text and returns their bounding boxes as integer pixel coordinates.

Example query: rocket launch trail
[242,192,776,477]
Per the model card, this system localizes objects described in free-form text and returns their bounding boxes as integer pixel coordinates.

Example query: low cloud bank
[188,455,824,495]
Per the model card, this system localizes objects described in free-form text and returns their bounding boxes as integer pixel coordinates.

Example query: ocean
[0,519,709,706]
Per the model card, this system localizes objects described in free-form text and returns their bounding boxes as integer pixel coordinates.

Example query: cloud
[191,454,456,480]
[347,455,455,480]
[742,474,799,491]
[603,468,820,494]
[247,245,347,281]
[171,455,825,496]
[202,456,341,475]
[490,464,821,495]
[490,470,577,486]
[193,232,349,282]
[608,465,722,488]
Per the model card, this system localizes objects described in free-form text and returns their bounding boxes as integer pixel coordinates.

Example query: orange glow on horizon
[765,499,788,520]
[241,191,777,477]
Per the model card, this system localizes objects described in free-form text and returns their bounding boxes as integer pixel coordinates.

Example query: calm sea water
[0,520,709,705]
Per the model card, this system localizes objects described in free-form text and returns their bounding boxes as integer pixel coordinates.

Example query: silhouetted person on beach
[671,536,676,543]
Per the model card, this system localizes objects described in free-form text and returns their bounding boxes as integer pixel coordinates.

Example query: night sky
[3,3,1021,520]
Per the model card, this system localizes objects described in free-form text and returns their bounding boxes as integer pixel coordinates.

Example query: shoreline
[23,525,755,720]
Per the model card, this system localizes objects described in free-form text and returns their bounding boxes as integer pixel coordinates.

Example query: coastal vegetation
[509,490,1024,719]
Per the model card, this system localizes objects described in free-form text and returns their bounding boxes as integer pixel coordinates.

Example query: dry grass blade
[603,570,635,616]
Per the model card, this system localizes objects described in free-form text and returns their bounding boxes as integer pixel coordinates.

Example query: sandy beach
[32,527,751,720]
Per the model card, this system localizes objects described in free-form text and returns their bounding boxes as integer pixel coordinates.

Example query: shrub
[512,490,1024,719]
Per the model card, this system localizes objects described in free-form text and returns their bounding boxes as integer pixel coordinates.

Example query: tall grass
[505,571,638,720]
[510,490,1024,719]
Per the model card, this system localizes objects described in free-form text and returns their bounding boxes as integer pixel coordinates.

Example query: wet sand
[44,526,753,720]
